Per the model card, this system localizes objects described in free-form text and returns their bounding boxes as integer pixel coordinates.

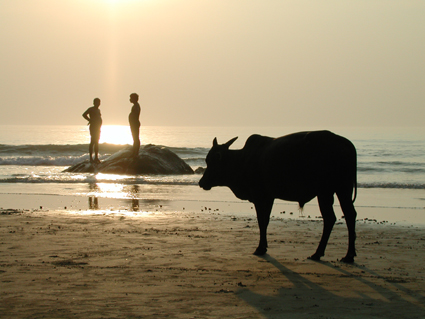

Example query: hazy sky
[1,0,424,127]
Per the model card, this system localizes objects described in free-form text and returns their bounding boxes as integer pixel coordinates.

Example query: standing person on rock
[128,93,141,159]
[82,98,102,164]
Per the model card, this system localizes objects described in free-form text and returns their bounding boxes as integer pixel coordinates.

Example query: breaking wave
[0,143,209,168]
[1,142,424,190]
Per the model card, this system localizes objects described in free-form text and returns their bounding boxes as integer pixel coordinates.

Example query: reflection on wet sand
[130,185,139,211]
[89,196,99,210]
[88,183,100,210]
[87,183,146,212]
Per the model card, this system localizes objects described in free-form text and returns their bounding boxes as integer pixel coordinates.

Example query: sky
[1,0,424,127]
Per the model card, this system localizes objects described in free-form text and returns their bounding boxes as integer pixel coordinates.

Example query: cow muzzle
[198,177,212,190]
[198,181,211,191]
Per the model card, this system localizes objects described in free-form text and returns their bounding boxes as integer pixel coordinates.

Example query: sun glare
[100,125,133,145]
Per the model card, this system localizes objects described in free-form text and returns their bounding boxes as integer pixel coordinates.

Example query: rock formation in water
[64,144,194,175]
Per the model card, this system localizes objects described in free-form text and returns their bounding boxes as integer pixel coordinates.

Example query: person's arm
[82,108,91,123]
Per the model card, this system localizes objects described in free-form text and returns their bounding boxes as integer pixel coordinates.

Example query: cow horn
[213,137,218,147]
[224,137,238,149]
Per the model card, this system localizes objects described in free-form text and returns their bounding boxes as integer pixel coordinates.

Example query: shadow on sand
[237,255,425,318]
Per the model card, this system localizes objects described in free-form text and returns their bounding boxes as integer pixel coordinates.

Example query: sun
[105,0,143,5]
[99,125,133,145]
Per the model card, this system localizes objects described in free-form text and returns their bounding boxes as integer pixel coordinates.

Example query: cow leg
[309,193,336,261]
[253,199,274,256]
[337,192,357,263]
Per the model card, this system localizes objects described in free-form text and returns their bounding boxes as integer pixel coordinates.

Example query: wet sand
[1,205,425,318]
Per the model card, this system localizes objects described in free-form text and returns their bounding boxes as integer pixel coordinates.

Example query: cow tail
[352,149,357,203]
[352,176,357,203]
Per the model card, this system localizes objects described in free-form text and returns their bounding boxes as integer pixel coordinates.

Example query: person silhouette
[82,98,102,163]
[129,93,141,159]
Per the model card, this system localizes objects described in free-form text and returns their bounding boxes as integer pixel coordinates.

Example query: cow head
[199,136,238,190]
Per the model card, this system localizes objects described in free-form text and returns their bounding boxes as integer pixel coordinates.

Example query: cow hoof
[308,254,322,261]
[340,256,354,263]
[253,247,267,256]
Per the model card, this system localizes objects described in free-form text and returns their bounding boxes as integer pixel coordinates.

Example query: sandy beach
[1,198,425,319]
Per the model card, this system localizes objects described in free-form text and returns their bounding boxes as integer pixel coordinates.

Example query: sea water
[0,125,424,223]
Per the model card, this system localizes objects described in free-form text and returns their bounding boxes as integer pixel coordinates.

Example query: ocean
[1,125,424,224]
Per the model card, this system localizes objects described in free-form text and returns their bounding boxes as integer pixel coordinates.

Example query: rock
[194,167,206,174]
[64,144,194,175]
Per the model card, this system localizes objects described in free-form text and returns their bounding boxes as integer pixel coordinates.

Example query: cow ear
[224,137,238,149]
[213,137,218,147]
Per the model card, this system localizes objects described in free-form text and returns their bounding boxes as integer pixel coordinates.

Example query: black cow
[199,130,358,263]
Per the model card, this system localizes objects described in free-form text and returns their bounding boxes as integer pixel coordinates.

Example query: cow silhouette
[199,130,358,263]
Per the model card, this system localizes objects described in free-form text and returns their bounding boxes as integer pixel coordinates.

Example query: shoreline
[1,207,425,318]
[1,186,425,226]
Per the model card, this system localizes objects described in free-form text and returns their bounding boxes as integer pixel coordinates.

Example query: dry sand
[1,207,425,319]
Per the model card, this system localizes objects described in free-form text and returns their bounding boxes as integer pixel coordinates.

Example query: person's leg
[94,141,100,163]
[89,139,94,163]
[91,127,101,163]
[131,125,140,158]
